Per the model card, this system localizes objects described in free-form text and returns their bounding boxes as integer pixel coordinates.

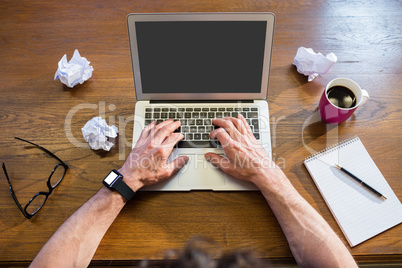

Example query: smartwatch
[102,169,135,200]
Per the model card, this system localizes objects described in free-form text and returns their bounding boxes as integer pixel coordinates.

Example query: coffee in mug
[327,86,356,109]
[319,78,369,124]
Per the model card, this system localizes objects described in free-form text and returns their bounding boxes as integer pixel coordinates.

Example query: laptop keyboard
[144,106,260,148]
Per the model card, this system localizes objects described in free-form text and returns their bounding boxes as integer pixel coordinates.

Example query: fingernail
[181,156,190,165]
[205,154,210,161]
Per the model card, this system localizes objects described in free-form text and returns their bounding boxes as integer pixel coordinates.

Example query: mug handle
[360,89,370,106]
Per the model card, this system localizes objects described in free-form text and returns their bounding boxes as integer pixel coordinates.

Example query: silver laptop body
[127,13,275,191]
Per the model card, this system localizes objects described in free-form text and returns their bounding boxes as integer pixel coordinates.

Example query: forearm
[30,187,126,268]
[30,121,187,268]
[255,168,357,268]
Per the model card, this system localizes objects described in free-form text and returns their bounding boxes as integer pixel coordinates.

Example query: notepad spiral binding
[304,136,359,163]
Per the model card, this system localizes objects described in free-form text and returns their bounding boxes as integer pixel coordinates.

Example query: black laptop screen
[135,21,267,94]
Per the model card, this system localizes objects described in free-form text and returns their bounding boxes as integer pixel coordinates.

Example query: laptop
[127,12,275,191]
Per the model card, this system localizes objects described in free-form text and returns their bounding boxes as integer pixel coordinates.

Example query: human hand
[118,119,189,191]
[204,115,277,186]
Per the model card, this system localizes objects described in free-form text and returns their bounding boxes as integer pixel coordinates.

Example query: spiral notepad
[304,136,402,247]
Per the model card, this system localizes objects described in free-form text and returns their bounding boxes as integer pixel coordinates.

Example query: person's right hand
[119,119,189,192]
[204,115,282,187]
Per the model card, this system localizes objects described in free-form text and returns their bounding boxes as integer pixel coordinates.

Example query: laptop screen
[135,21,267,94]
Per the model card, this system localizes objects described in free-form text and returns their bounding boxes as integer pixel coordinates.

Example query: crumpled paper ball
[81,116,118,151]
[293,47,337,82]
[54,49,94,88]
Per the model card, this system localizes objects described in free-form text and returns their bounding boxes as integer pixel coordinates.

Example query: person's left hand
[118,119,189,191]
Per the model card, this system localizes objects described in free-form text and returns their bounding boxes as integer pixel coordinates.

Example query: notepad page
[304,137,402,247]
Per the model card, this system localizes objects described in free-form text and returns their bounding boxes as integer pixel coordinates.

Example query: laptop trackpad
[178,154,226,188]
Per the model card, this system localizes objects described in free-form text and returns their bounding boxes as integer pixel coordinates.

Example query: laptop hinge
[149,100,254,104]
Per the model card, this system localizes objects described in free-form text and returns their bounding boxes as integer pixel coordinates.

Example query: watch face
[104,171,118,186]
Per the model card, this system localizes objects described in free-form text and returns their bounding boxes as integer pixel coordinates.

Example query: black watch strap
[103,169,135,200]
[112,177,135,200]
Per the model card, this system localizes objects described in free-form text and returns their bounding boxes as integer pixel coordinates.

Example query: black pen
[334,164,387,200]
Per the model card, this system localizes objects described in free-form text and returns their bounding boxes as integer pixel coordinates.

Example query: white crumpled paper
[293,47,337,82]
[54,49,94,88]
[81,116,118,151]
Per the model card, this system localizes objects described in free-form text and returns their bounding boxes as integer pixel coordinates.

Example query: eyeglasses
[2,137,68,219]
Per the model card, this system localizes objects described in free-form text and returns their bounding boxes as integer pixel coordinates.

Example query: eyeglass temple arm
[2,163,29,218]
[14,137,68,167]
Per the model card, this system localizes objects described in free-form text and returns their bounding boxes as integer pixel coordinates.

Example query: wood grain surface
[0,0,401,265]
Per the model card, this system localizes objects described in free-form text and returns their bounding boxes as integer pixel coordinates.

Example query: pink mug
[319,78,369,124]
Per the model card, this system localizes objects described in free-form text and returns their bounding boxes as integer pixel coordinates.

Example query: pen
[334,164,387,200]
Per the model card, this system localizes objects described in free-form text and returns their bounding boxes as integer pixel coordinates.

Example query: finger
[212,118,240,139]
[153,120,181,144]
[210,128,241,156]
[237,114,260,146]
[161,132,184,149]
[140,121,157,138]
[149,119,175,137]
[238,114,254,135]
[165,155,189,175]
[204,153,236,176]
[226,116,247,135]
[209,127,232,146]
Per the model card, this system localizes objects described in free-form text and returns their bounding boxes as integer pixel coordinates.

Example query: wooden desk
[0,0,401,266]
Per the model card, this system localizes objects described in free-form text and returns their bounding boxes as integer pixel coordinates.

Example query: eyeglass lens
[26,194,47,215]
[49,163,66,188]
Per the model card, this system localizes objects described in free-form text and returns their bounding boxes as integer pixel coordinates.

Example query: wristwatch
[102,169,135,200]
